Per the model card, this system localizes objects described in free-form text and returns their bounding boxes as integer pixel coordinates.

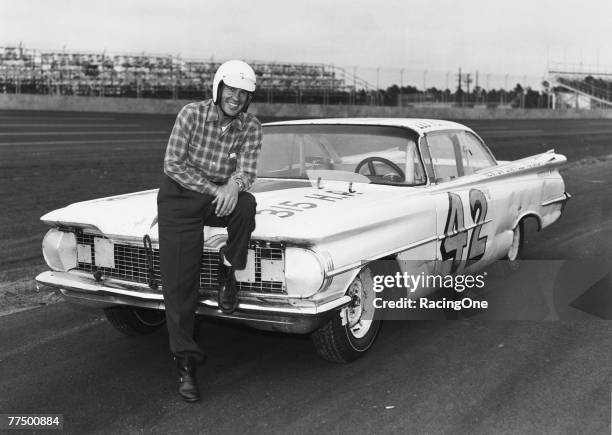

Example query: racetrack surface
[0,110,611,433]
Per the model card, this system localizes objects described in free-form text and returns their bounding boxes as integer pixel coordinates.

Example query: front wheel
[104,306,166,336]
[311,266,382,363]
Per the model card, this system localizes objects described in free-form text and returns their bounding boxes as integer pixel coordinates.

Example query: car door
[424,130,497,276]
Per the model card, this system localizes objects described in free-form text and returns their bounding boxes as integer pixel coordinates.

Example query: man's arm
[164,105,219,196]
[214,118,262,217]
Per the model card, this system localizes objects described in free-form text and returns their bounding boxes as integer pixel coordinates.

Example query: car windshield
[258,124,427,186]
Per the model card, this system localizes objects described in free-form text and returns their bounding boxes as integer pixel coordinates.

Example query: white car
[36,118,570,362]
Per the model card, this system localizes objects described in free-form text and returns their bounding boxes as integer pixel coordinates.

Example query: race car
[36,118,570,362]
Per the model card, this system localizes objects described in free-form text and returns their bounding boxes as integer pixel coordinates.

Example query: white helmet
[212,60,256,109]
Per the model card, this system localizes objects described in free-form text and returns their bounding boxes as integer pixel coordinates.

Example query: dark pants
[157,175,256,362]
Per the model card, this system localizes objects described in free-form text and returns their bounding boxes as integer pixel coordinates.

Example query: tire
[502,221,524,273]
[103,306,166,336]
[311,265,382,363]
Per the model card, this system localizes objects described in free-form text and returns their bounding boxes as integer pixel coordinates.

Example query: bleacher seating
[0,45,361,103]
[551,74,612,107]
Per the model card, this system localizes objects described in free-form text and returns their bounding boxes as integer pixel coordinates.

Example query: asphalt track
[0,110,611,434]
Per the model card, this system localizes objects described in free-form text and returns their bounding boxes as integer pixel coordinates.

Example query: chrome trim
[326,217,491,277]
[73,232,287,295]
[326,234,438,277]
[44,270,164,300]
[436,218,493,240]
[36,271,350,316]
[199,296,351,314]
[541,192,572,207]
[58,289,336,334]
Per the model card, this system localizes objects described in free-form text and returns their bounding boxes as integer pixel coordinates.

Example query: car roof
[262,118,473,135]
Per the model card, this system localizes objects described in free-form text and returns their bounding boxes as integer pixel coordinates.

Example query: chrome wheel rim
[345,274,374,339]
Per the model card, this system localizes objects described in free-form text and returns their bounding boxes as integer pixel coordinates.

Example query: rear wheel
[311,265,382,363]
[503,221,524,272]
[104,306,166,336]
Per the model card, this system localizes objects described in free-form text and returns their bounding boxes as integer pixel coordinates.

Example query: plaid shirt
[163,100,262,195]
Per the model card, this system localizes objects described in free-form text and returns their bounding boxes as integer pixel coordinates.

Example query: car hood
[40,179,422,244]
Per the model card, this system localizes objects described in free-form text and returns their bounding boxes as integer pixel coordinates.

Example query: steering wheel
[354,157,405,182]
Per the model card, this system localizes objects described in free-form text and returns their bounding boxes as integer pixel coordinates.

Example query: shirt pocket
[224,152,238,173]
[229,130,248,153]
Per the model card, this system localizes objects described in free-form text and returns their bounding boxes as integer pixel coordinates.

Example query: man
[157,60,262,402]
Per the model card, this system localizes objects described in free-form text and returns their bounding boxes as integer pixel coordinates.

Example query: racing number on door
[468,189,488,262]
[440,193,468,273]
[441,189,489,273]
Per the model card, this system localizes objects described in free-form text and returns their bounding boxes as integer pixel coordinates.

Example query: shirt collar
[206,101,245,130]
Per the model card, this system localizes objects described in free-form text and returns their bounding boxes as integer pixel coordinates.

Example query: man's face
[220,84,250,117]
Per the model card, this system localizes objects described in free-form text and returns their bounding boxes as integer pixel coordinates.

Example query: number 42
[440,189,488,273]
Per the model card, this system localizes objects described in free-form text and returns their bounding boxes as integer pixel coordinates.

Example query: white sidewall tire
[502,221,524,274]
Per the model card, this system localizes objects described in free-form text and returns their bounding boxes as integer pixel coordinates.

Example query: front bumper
[36,271,350,334]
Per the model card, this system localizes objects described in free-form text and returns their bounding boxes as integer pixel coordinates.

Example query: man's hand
[212,180,240,217]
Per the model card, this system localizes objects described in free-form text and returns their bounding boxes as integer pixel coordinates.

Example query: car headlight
[284,247,325,297]
[42,228,77,272]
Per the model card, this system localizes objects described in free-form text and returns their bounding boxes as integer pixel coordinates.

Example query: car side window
[403,140,427,185]
[460,132,497,175]
[426,132,461,182]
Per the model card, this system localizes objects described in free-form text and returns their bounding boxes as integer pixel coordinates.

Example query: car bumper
[541,191,571,209]
[36,271,350,334]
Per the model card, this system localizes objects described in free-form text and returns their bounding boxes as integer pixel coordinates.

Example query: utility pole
[457,68,462,105]
[457,68,462,91]
[445,71,449,103]
[376,67,380,105]
[400,68,404,107]
[465,73,472,104]
[353,65,357,105]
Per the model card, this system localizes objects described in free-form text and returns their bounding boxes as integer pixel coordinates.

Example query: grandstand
[548,63,612,109]
[5,44,595,109]
[0,44,376,105]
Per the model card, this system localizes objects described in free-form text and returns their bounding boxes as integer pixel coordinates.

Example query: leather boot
[175,356,200,402]
[217,257,239,314]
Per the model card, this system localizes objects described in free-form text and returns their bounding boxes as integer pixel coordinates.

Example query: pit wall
[1,93,611,119]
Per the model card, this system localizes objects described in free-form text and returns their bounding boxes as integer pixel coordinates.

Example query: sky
[2,0,612,90]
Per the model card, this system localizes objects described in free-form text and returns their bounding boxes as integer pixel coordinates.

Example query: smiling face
[219,84,250,118]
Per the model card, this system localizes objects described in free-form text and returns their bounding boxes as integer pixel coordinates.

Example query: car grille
[75,231,286,294]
